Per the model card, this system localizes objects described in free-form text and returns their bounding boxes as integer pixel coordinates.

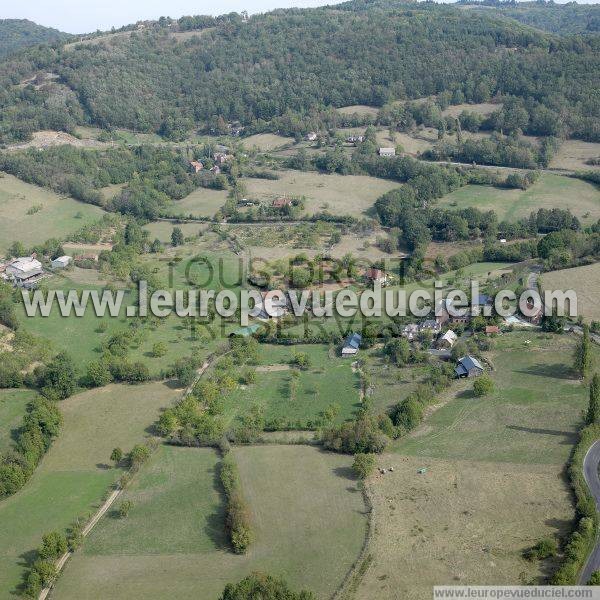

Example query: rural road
[579,441,600,584]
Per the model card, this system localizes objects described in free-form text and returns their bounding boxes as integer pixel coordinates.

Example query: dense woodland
[0,1,598,144]
[0,19,69,59]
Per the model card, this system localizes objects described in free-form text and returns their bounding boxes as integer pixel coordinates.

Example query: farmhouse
[346,135,365,143]
[455,355,484,378]
[365,267,388,286]
[437,330,458,349]
[378,147,396,157]
[254,292,288,319]
[4,256,45,288]
[342,332,362,357]
[51,255,72,269]
[190,160,204,173]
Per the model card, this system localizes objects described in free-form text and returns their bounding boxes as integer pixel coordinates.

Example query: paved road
[579,441,600,584]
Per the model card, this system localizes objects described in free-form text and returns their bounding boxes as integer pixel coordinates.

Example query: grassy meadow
[0,382,179,598]
[243,170,398,217]
[0,173,105,253]
[541,262,600,323]
[437,174,600,225]
[53,445,367,600]
[0,389,38,455]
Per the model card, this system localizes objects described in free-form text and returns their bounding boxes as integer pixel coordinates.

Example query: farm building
[365,267,388,286]
[378,147,396,157]
[51,256,72,269]
[306,132,318,141]
[437,330,458,349]
[455,355,484,378]
[342,332,362,357]
[230,323,262,338]
[4,256,45,288]
[253,292,288,320]
[190,160,204,173]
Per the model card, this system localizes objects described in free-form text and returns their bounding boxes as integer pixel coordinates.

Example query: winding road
[579,440,600,584]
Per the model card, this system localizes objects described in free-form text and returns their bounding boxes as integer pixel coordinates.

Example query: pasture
[336,105,379,116]
[437,174,600,224]
[550,139,600,171]
[243,170,398,217]
[0,173,105,253]
[142,221,207,242]
[396,332,592,464]
[541,262,600,323]
[53,444,367,600]
[355,332,593,599]
[221,344,361,428]
[242,133,293,151]
[164,187,228,218]
[0,389,37,455]
[0,382,179,597]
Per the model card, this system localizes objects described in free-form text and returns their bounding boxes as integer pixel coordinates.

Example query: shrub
[118,500,133,518]
[220,456,253,554]
[473,374,494,397]
[523,538,557,561]
[352,453,376,479]
[220,572,316,600]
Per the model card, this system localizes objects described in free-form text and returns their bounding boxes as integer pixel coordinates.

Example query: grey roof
[458,355,484,371]
[455,364,468,377]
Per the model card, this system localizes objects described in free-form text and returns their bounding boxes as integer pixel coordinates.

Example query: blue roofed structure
[342,332,362,357]
[455,355,484,378]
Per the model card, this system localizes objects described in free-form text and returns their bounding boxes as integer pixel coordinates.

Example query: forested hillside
[0,19,70,59]
[0,1,598,144]
[458,1,600,35]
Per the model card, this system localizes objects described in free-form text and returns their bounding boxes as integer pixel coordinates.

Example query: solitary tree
[171,227,184,247]
[473,374,494,397]
[574,325,592,379]
[110,447,123,467]
[587,373,600,425]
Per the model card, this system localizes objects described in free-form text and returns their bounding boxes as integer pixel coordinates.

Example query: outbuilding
[51,256,72,269]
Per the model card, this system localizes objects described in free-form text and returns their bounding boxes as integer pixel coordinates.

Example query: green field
[0,173,105,253]
[142,221,206,243]
[165,187,228,218]
[0,389,38,454]
[244,170,398,217]
[438,174,600,224]
[0,382,179,598]
[221,344,361,427]
[54,444,367,600]
[395,332,594,464]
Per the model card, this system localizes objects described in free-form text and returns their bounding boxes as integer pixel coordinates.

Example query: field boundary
[330,483,374,600]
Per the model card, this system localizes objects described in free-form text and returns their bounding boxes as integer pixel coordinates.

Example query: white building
[378,147,396,157]
[5,256,44,288]
[51,255,72,269]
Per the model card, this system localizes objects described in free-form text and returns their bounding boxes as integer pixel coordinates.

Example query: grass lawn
[244,170,398,217]
[541,262,600,323]
[0,382,179,597]
[0,389,38,455]
[54,445,367,600]
[550,139,600,171]
[0,173,105,253]
[437,174,600,225]
[221,344,361,427]
[395,332,594,464]
[142,221,206,243]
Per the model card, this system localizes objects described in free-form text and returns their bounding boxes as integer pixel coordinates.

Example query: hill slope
[0,2,598,144]
[0,19,70,58]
